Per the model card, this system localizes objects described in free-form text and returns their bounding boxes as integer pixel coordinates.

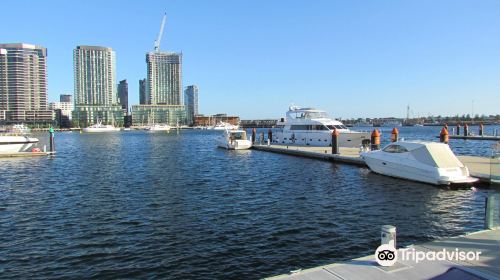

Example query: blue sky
[1,0,499,119]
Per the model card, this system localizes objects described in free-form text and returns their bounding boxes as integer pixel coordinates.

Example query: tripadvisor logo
[375,244,482,267]
[375,244,397,266]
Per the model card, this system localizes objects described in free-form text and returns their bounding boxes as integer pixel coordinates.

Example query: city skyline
[1,1,499,119]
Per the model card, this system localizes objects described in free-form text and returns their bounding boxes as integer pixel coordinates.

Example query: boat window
[383,145,409,153]
[230,132,245,140]
[290,125,308,130]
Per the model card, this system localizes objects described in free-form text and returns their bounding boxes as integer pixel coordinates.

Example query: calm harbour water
[0,126,498,279]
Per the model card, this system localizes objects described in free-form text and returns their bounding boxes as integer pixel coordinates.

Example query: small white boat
[211,121,239,130]
[361,141,478,185]
[82,121,120,133]
[146,124,171,131]
[0,135,39,153]
[217,129,252,150]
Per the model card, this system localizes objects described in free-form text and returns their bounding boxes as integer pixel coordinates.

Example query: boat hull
[362,152,478,185]
[217,139,252,150]
[82,128,120,133]
[273,131,370,148]
[0,136,39,153]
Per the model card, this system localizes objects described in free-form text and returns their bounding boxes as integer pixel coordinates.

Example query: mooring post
[464,123,469,136]
[485,195,496,230]
[331,128,339,154]
[440,127,449,144]
[479,123,484,136]
[456,124,461,135]
[49,127,55,152]
[371,129,381,150]
[390,127,399,142]
[381,225,397,248]
[268,129,273,144]
[251,128,256,144]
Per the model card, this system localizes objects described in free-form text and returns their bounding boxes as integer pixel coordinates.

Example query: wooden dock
[265,229,500,280]
[251,144,499,183]
[0,151,56,158]
[448,135,500,141]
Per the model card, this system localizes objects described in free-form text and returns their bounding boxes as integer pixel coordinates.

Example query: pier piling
[456,124,461,135]
[331,128,339,154]
[49,127,55,152]
[464,123,469,136]
[439,127,449,144]
[268,129,273,143]
[251,128,256,144]
[390,127,399,142]
[479,123,484,136]
[371,129,381,150]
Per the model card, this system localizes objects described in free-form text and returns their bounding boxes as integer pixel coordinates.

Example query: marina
[1,129,499,279]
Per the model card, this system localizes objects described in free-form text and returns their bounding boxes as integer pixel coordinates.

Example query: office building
[139,78,146,105]
[118,79,128,112]
[0,43,52,125]
[184,85,198,126]
[73,45,123,126]
[49,94,74,128]
[60,94,72,103]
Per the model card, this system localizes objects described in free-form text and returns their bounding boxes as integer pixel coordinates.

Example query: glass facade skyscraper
[184,85,198,126]
[73,45,123,126]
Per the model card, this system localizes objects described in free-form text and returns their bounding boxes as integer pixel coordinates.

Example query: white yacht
[217,129,252,150]
[146,124,171,132]
[0,135,39,153]
[361,141,478,185]
[211,121,239,130]
[82,121,120,133]
[273,106,371,148]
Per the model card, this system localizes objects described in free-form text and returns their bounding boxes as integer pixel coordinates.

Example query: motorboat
[211,121,239,130]
[273,106,371,148]
[0,135,39,153]
[361,141,478,185]
[146,123,171,131]
[82,121,120,133]
[217,129,252,150]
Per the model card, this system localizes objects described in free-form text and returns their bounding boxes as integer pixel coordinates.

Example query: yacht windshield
[292,111,329,119]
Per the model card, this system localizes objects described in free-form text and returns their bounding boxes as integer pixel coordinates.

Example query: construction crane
[154,13,167,52]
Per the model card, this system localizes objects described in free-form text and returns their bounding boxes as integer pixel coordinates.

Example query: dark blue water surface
[0,127,498,279]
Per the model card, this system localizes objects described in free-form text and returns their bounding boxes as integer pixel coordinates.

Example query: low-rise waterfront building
[131,104,186,126]
[194,114,239,127]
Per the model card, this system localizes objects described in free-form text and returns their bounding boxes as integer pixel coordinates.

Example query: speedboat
[217,129,252,150]
[361,141,478,185]
[273,106,371,148]
[211,122,239,130]
[82,121,120,133]
[0,136,39,153]
[146,124,171,131]
[12,124,31,134]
